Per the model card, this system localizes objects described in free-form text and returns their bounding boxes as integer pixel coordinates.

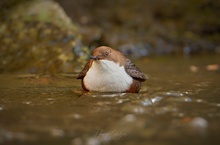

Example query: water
[0,55,220,145]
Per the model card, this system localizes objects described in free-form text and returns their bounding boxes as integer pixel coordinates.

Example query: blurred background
[0,1,220,145]
[0,0,219,73]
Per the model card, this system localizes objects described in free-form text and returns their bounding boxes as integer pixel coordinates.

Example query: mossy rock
[0,0,88,73]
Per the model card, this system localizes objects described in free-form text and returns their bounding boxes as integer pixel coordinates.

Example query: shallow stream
[0,55,220,145]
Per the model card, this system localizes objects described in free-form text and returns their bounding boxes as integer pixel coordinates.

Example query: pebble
[189,117,208,129]
[86,137,100,145]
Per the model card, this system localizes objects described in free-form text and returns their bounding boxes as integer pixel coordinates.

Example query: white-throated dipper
[77,46,147,93]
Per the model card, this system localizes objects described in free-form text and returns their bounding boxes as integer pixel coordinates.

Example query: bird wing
[76,60,92,79]
[124,59,147,82]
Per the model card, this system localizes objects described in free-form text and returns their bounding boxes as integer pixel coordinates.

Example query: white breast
[83,60,133,92]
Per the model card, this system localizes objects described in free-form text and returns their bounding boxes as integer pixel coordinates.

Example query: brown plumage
[77,46,147,93]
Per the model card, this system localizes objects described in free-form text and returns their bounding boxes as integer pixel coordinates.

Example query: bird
[77,46,147,93]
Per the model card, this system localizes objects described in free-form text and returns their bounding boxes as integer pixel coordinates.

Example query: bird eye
[104,52,109,56]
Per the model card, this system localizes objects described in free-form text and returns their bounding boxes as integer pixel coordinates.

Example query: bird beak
[90,56,99,60]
